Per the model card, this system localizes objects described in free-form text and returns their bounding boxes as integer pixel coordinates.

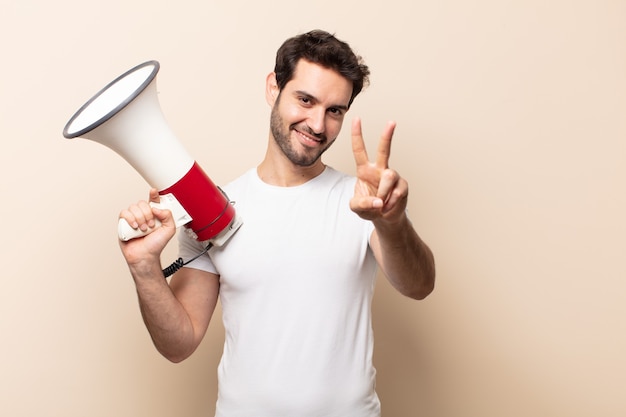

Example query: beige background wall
[1,1,624,416]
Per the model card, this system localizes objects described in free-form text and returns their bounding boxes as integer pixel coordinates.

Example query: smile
[294,128,324,146]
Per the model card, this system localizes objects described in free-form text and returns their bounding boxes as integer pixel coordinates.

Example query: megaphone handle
[118,194,192,241]
[118,215,162,241]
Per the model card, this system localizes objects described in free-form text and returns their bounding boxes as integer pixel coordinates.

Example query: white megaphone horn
[63,60,242,247]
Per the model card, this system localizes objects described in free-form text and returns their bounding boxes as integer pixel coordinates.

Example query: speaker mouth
[63,60,160,139]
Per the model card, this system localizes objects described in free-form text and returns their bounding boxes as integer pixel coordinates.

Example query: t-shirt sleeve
[177,229,219,274]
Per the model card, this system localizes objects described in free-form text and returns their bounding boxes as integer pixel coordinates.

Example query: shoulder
[218,168,256,201]
[221,168,256,190]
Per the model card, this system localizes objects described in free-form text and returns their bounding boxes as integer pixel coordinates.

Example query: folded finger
[129,201,155,230]
[376,169,399,201]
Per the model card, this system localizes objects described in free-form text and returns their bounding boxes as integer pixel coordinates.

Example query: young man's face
[268,59,353,167]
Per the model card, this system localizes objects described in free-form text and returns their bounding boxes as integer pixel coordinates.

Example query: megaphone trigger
[117,193,192,242]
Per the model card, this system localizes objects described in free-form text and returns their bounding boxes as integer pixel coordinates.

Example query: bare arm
[369,215,435,299]
[350,118,435,300]
[119,189,219,362]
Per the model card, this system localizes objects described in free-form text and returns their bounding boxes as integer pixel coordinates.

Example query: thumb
[149,188,160,203]
[151,205,177,235]
[152,204,172,223]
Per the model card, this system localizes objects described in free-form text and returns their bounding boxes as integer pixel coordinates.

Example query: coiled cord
[162,242,214,278]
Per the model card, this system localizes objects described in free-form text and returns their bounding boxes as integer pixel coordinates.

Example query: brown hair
[274,29,370,107]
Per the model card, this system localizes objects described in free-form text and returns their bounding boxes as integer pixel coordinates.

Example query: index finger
[376,121,396,168]
[351,117,370,166]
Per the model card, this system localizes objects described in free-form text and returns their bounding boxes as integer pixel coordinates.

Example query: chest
[208,180,374,295]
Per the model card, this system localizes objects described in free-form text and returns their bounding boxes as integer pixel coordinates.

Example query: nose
[307,107,326,136]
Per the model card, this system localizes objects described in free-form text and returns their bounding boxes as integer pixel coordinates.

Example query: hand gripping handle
[118,194,192,241]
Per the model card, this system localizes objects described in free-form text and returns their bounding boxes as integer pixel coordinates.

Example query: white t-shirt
[178,166,380,417]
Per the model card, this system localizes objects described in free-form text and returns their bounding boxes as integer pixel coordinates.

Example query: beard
[269,97,335,167]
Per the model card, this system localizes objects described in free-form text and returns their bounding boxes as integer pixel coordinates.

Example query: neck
[257,139,326,187]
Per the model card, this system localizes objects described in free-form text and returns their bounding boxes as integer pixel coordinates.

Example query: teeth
[297,131,319,143]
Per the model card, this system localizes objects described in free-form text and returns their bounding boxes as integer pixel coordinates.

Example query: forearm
[373,215,435,300]
[129,261,197,362]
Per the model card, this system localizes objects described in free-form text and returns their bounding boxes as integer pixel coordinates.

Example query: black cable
[162,242,214,278]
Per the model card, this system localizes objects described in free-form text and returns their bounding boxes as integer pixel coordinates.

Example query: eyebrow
[294,90,350,112]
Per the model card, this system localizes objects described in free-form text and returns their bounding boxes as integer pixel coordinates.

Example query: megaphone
[63,60,242,247]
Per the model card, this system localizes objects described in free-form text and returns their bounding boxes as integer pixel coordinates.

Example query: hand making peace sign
[350,117,409,224]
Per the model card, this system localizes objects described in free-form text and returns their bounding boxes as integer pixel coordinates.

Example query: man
[119,29,435,416]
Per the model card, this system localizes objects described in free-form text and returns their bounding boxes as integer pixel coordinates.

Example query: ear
[265,72,279,106]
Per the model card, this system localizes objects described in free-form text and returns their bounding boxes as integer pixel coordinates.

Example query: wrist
[373,211,411,233]
[125,253,163,279]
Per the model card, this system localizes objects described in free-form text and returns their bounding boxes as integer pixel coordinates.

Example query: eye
[328,107,345,118]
